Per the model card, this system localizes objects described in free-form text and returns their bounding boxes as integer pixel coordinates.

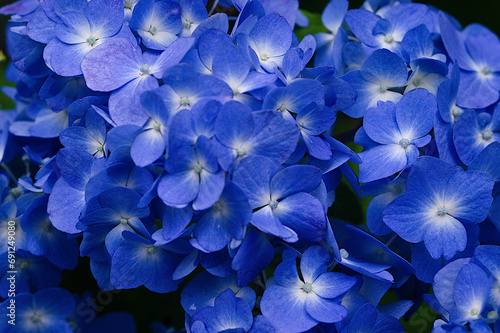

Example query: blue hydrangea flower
[129,90,171,167]
[237,13,293,72]
[77,186,152,258]
[260,246,357,332]
[47,148,95,234]
[432,252,497,329]
[22,195,79,269]
[190,289,254,332]
[383,157,494,259]
[314,0,349,72]
[110,231,183,292]
[0,249,61,298]
[181,270,256,317]
[190,181,251,253]
[233,155,326,242]
[59,108,107,158]
[339,302,405,333]
[341,49,408,118]
[453,106,500,165]
[439,12,500,109]
[433,63,462,166]
[0,288,75,333]
[345,3,431,57]
[43,0,128,76]
[357,88,436,183]
[129,0,182,50]
[81,37,194,126]
[214,102,300,169]
[158,136,225,211]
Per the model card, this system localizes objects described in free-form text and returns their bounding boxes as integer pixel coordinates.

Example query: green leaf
[0,61,16,110]
[294,9,328,40]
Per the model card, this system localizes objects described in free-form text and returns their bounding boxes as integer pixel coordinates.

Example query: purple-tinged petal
[81,38,141,92]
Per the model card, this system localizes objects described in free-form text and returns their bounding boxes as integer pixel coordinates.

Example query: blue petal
[444,170,493,223]
[453,110,489,165]
[198,29,232,72]
[270,165,322,201]
[232,155,276,208]
[158,171,199,208]
[306,294,347,323]
[44,39,89,76]
[367,192,398,236]
[56,11,90,44]
[383,191,433,244]
[260,285,317,333]
[297,104,336,136]
[246,111,300,164]
[212,42,250,90]
[344,9,380,47]
[26,10,56,44]
[312,272,356,299]
[215,101,254,148]
[108,76,159,126]
[300,245,329,283]
[110,241,150,289]
[438,12,475,72]
[456,70,499,109]
[47,178,85,234]
[360,49,408,87]
[158,205,192,244]
[56,148,94,190]
[249,13,292,61]
[274,257,302,288]
[405,157,457,198]
[302,132,333,160]
[152,37,195,78]
[322,0,348,33]
[395,89,436,140]
[130,129,165,167]
[140,90,169,124]
[450,263,492,323]
[251,206,297,242]
[469,142,500,181]
[273,192,327,242]
[194,172,224,212]
[232,229,274,287]
[81,38,141,92]
[434,114,461,166]
[191,13,229,38]
[84,0,124,38]
[363,101,400,145]
[358,144,409,183]
[433,257,470,311]
[423,214,466,260]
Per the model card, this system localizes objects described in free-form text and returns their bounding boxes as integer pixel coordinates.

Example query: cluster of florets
[0,0,500,332]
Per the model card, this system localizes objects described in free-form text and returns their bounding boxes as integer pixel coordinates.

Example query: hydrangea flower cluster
[0,0,500,332]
